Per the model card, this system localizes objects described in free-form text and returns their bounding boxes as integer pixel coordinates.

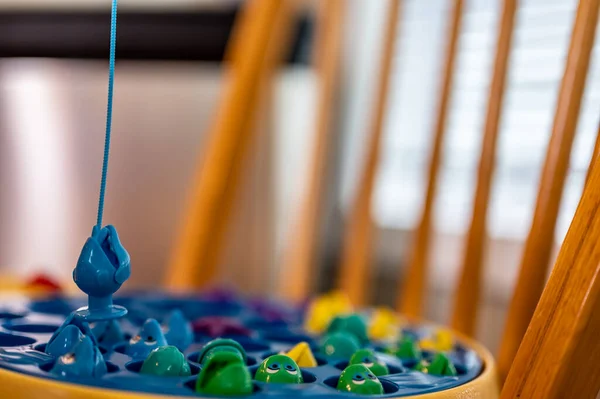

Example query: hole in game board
[401,359,418,369]
[454,364,467,375]
[34,343,46,352]
[28,299,72,315]
[0,332,36,347]
[0,312,25,320]
[106,362,120,373]
[113,343,127,355]
[39,361,53,372]
[301,369,317,383]
[3,324,59,334]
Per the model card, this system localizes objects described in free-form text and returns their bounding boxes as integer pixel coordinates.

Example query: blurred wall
[0,58,318,294]
[0,59,221,288]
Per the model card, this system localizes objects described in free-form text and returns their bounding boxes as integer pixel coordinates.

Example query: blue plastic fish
[125,319,167,359]
[47,313,98,356]
[163,310,193,351]
[91,320,125,347]
[46,325,84,358]
[50,335,106,378]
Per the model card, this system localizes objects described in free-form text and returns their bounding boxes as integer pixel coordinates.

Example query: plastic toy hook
[73,225,131,321]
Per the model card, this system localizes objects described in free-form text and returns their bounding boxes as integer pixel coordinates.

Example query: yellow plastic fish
[419,328,454,352]
[369,307,402,341]
[285,342,318,367]
[304,291,353,334]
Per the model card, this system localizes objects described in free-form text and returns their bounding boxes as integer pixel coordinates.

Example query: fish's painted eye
[285,364,298,375]
[266,362,280,374]
[352,373,366,385]
[367,373,376,380]
[130,335,141,344]
[144,336,157,346]
[60,353,76,365]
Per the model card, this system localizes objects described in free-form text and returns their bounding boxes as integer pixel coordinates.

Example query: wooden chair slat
[502,67,600,399]
[585,122,600,185]
[503,154,600,399]
[166,0,296,290]
[497,0,600,384]
[164,0,600,392]
[398,0,465,318]
[450,0,518,336]
[338,0,401,306]
[279,0,346,302]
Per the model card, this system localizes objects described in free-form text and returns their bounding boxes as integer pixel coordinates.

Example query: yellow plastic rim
[0,286,499,398]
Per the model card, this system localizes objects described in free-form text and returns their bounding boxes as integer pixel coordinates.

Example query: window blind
[373,0,600,244]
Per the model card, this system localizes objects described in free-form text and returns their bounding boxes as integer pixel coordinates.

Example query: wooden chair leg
[497,0,600,384]
[166,0,296,291]
[502,92,600,399]
[585,122,600,185]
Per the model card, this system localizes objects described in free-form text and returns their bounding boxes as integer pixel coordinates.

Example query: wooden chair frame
[167,0,600,395]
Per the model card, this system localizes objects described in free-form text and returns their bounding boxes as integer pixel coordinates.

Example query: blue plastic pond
[0,293,483,398]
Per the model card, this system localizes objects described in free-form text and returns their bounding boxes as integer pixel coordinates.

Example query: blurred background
[0,0,599,354]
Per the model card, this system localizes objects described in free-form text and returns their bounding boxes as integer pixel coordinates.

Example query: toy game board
[0,292,483,398]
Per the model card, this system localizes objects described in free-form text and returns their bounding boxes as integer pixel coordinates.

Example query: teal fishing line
[97,0,118,229]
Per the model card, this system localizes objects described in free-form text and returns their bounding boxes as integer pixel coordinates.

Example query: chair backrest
[167,0,600,392]
[165,0,297,290]
[496,0,600,384]
[337,0,599,392]
[282,0,600,392]
[501,108,600,398]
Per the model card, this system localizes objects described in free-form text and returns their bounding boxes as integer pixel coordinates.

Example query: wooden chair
[329,0,598,382]
[165,0,298,290]
[335,0,600,395]
[279,0,346,303]
[496,0,600,385]
[167,0,600,396]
